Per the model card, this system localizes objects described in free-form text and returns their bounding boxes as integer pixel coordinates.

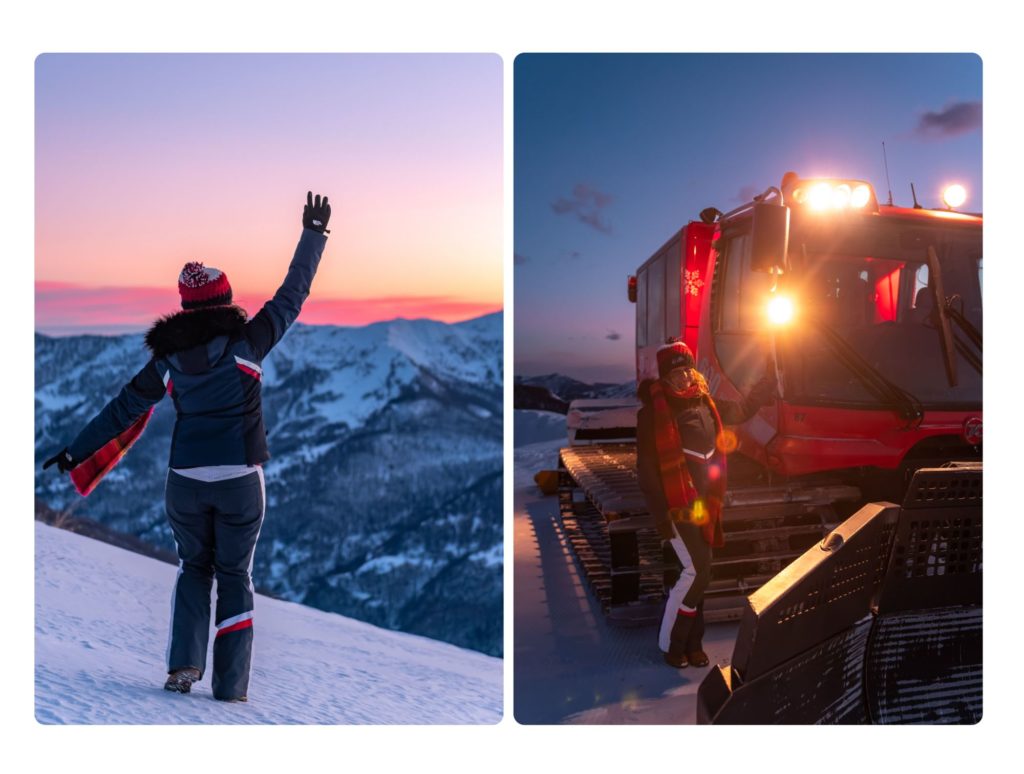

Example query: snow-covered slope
[513,439,738,724]
[35,313,503,656]
[513,409,567,446]
[35,522,502,724]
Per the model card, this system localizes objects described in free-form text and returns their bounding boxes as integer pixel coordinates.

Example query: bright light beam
[767,295,795,325]
[943,184,967,209]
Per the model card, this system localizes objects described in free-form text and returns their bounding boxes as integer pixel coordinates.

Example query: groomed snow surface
[35,523,502,724]
[513,421,739,724]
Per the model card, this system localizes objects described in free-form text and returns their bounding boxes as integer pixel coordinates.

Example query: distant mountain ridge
[35,313,503,656]
[513,373,636,413]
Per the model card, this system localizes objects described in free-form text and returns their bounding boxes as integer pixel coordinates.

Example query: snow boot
[664,651,689,669]
[663,608,698,668]
[686,649,710,667]
[164,667,202,694]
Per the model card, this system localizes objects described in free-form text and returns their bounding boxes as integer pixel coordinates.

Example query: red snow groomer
[558,172,982,722]
[561,172,983,720]
[636,172,981,486]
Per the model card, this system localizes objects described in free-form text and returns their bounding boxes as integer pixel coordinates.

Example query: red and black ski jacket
[636,378,764,539]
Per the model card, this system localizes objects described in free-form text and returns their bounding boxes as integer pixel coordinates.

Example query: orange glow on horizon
[35,281,501,334]
[35,54,503,334]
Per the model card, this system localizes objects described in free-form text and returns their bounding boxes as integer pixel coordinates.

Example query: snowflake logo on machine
[685,269,704,297]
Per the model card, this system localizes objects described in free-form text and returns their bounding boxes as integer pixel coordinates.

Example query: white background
[2,1,1019,770]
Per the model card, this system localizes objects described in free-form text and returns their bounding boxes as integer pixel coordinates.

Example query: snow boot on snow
[663,647,689,669]
[663,651,688,667]
[164,667,202,694]
[686,649,710,667]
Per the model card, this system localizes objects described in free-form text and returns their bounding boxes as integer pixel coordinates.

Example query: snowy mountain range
[35,313,503,656]
[35,522,501,724]
[513,373,636,411]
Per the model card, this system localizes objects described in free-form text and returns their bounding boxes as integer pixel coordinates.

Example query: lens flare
[690,499,709,525]
[716,430,738,454]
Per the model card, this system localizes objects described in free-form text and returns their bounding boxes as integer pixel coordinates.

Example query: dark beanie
[656,340,695,378]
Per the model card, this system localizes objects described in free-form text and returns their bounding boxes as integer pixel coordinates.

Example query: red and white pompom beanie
[178,261,233,310]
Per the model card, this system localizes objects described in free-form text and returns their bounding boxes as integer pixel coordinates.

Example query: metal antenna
[882,141,894,206]
[911,182,921,209]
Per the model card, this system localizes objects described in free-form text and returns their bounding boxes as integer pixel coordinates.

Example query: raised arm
[716,374,776,425]
[245,192,331,360]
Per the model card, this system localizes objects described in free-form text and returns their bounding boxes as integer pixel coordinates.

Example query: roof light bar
[783,176,878,213]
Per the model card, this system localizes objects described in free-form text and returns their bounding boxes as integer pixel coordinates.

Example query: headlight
[851,184,872,208]
[767,295,795,325]
[785,176,878,212]
[943,184,967,209]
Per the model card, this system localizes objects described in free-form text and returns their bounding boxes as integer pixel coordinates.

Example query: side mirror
[750,201,790,273]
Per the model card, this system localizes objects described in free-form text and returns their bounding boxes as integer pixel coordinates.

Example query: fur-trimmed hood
[145,305,248,359]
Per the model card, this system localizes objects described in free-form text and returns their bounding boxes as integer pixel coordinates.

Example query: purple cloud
[915,101,982,138]
[551,183,614,234]
[735,184,759,203]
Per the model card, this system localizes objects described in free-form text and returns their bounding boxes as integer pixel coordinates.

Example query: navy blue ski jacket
[68,228,328,468]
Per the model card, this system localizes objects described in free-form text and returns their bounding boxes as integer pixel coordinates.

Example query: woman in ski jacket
[43,192,332,701]
[636,340,774,669]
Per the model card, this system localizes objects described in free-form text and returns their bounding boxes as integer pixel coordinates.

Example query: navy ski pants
[164,469,264,700]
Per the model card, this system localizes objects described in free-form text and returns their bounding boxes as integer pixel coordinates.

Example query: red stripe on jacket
[236,363,262,380]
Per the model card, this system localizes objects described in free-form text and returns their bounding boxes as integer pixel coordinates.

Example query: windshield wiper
[942,295,982,376]
[809,319,925,427]
[945,312,982,376]
[927,245,959,387]
[944,299,981,350]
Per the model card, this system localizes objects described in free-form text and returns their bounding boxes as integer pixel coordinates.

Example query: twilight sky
[514,54,982,382]
[36,54,502,334]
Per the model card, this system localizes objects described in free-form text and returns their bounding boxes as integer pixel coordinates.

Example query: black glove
[43,448,76,473]
[302,191,331,234]
[748,375,777,407]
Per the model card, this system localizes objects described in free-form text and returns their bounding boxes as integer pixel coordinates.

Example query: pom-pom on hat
[178,262,233,310]
[657,340,696,378]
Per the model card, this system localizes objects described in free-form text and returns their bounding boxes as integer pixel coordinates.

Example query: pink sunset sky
[35,54,502,334]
